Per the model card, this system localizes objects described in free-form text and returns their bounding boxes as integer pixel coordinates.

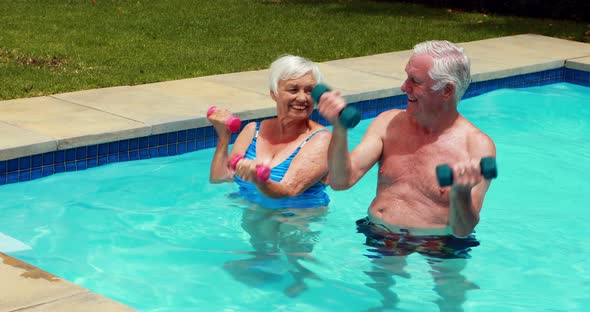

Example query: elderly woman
[208,55,331,209]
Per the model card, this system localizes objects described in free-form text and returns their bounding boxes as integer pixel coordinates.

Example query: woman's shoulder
[235,121,258,143]
[308,120,331,133]
[304,123,332,147]
[241,121,258,134]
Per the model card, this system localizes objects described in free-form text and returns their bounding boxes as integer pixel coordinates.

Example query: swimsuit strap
[281,128,327,163]
[242,122,260,160]
[247,122,327,162]
[298,129,327,149]
[254,122,260,138]
[256,121,325,143]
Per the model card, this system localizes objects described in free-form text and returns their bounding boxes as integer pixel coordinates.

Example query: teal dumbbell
[436,157,497,187]
[311,84,361,129]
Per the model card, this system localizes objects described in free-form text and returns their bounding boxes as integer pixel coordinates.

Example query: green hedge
[381,0,590,21]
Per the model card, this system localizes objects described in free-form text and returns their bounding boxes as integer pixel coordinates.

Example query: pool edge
[0,252,137,311]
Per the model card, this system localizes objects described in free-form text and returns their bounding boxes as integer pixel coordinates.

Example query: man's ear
[270,90,277,102]
[443,82,456,100]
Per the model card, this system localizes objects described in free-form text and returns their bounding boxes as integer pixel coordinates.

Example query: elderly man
[318,40,496,257]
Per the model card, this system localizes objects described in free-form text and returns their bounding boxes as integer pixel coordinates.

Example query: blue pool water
[1,82,589,311]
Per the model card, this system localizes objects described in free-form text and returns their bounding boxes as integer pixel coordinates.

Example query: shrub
[379,0,590,21]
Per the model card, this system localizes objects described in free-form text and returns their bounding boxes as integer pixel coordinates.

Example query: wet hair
[268,55,322,95]
[413,40,471,102]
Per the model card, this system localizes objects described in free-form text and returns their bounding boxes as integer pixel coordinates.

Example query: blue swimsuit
[234,122,330,209]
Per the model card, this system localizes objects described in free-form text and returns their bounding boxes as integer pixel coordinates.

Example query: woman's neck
[272,118,311,142]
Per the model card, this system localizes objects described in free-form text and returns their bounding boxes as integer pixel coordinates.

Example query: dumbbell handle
[229,154,270,182]
[436,157,497,187]
[311,84,361,129]
[207,106,242,133]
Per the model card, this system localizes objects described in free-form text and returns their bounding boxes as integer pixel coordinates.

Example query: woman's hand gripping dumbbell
[229,154,270,183]
[206,106,242,133]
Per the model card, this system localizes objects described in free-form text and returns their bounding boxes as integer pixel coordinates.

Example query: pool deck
[1,34,590,311]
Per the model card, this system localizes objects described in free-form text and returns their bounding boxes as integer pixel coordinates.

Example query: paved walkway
[1,34,590,311]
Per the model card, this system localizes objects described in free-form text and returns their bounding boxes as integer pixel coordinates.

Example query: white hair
[268,55,322,95]
[413,40,471,102]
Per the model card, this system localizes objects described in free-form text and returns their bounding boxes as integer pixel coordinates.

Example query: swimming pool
[1,82,589,311]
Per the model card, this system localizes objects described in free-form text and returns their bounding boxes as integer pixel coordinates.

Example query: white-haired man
[318,40,496,258]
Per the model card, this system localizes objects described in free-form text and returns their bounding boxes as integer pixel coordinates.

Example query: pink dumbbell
[207,106,242,133]
[229,154,270,182]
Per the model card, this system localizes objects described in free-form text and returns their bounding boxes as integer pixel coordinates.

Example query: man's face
[271,72,316,119]
[401,54,444,117]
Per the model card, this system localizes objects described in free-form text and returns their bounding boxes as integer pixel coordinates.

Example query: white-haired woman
[208,54,331,209]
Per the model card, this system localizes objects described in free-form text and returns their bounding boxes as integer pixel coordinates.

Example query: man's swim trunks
[356,217,480,259]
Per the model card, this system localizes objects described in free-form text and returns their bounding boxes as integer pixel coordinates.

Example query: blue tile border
[464,67,568,99]
[565,68,590,86]
[0,67,589,186]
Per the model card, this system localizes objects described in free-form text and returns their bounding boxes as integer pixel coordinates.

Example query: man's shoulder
[462,118,491,139]
[460,118,496,155]
[365,110,404,132]
[375,109,404,122]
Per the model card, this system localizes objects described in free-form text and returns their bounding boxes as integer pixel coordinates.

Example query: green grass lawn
[1,0,588,100]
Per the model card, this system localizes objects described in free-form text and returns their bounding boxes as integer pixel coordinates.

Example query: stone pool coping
[1,34,590,311]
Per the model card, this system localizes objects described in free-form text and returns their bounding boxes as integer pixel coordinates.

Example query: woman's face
[272,72,316,119]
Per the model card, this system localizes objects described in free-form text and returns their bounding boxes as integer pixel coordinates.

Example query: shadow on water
[222,205,328,297]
